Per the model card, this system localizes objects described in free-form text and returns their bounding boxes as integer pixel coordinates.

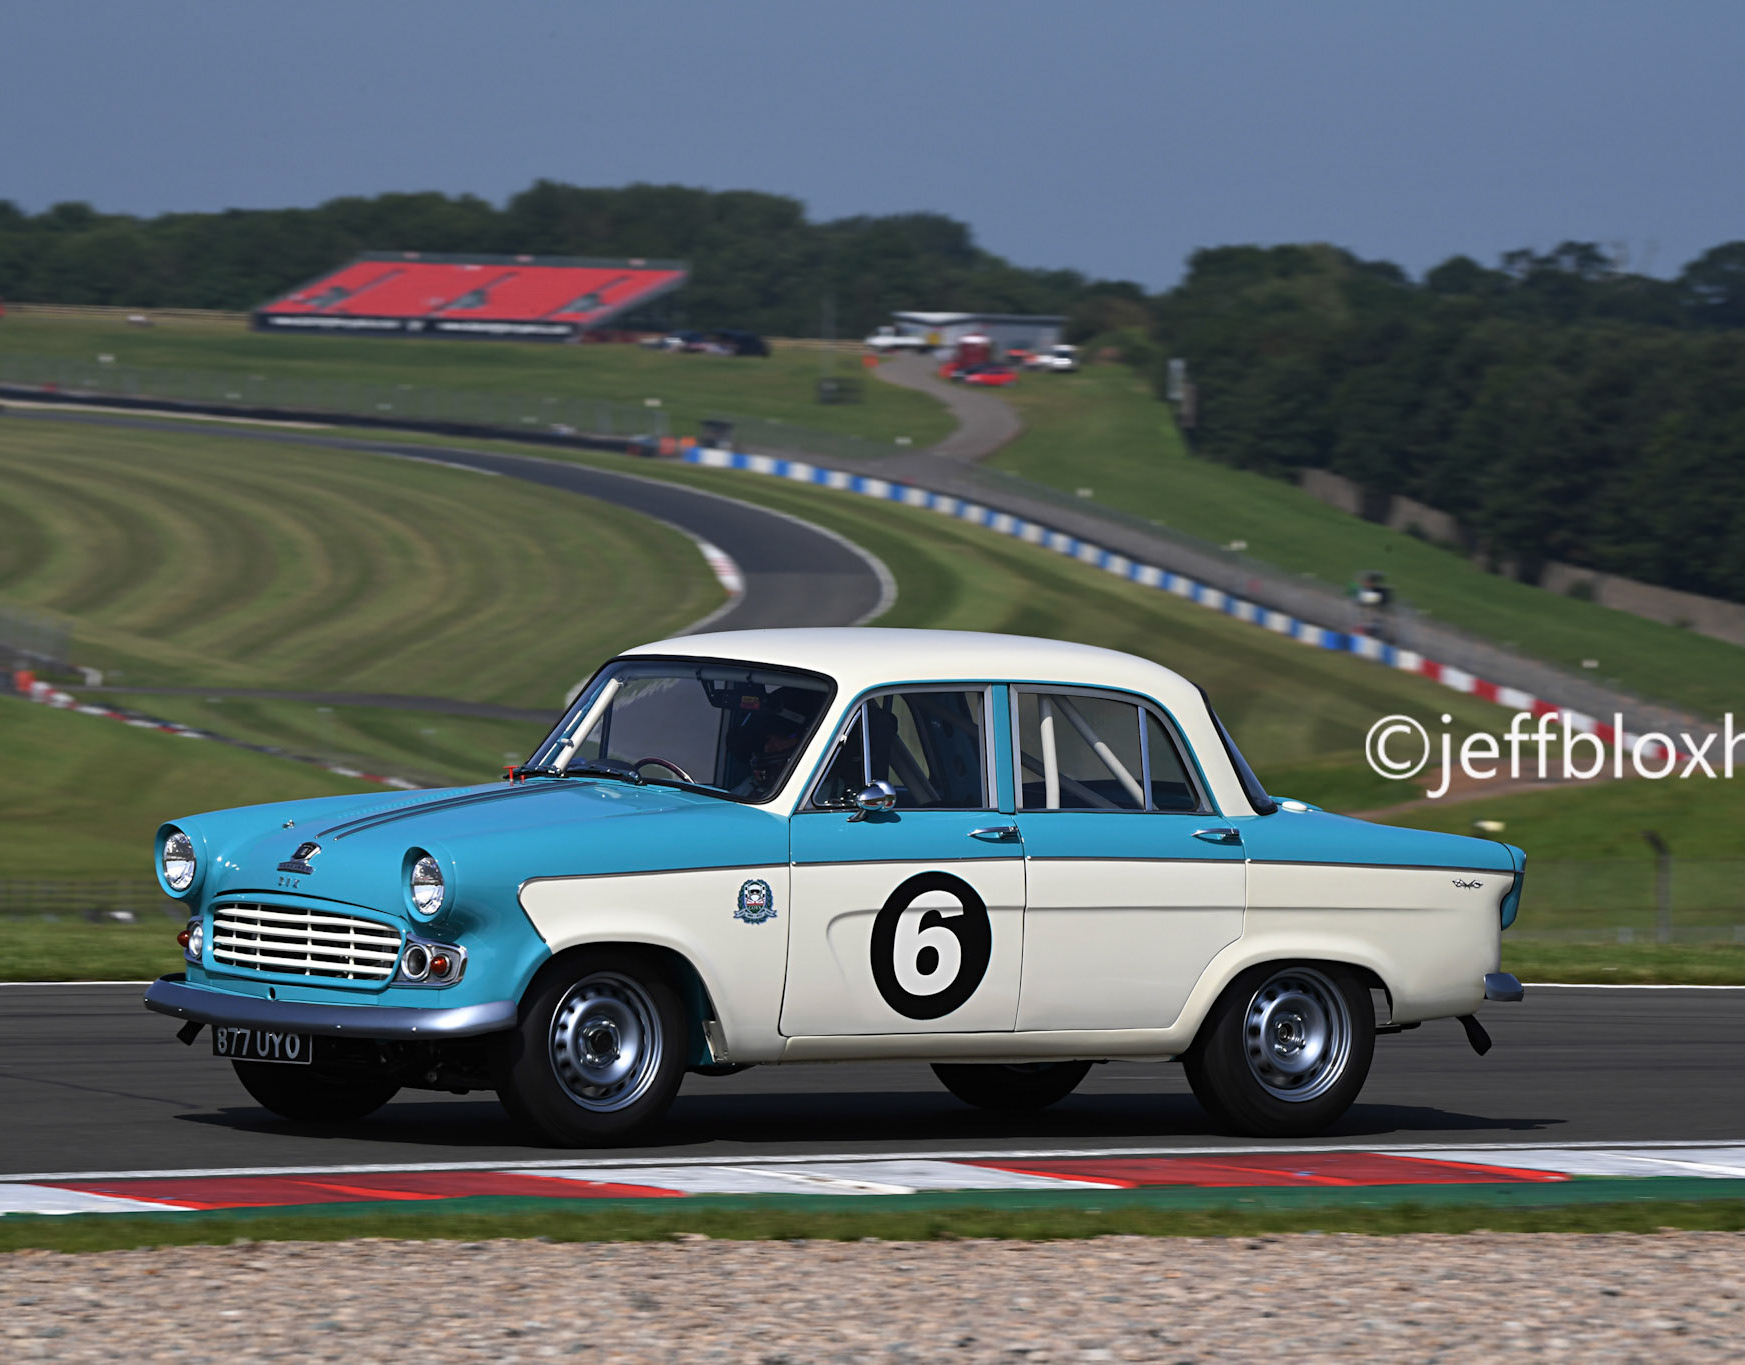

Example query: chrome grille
[212,903,402,981]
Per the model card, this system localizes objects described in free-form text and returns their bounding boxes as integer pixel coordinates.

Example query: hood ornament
[282,819,295,829]
[277,841,321,875]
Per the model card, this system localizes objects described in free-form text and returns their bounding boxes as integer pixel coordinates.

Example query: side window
[1017,692,1145,810]
[1017,691,1204,812]
[1145,711,1200,812]
[812,690,989,810]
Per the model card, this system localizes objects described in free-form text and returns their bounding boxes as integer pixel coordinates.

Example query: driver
[730,689,817,799]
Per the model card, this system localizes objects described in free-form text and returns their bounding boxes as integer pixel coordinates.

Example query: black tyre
[493,950,687,1145]
[1183,963,1375,1138]
[232,1061,400,1123]
[932,1060,1092,1111]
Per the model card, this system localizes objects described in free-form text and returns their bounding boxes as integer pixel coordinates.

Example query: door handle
[1192,827,1242,844]
[969,825,1021,841]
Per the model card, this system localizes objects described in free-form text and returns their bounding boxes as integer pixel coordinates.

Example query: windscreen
[526,659,834,803]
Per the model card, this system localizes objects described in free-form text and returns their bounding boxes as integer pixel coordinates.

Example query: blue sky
[4,0,1739,287]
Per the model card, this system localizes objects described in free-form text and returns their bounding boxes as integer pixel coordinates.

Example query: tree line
[5,182,1745,601]
[0,182,1099,337]
[1139,241,1745,604]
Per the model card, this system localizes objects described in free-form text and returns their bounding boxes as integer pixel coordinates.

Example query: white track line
[7,1139,1744,1187]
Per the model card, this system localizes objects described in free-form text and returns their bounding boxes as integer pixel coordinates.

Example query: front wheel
[1183,963,1374,1138]
[494,951,687,1145]
[232,1061,400,1123]
[932,1060,1092,1111]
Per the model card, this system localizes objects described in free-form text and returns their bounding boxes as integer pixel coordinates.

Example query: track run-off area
[1,984,1740,1213]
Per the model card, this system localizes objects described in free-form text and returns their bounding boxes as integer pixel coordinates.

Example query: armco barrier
[684,447,1694,762]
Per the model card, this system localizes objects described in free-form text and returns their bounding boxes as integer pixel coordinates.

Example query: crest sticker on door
[734,878,777,924]
[869,872,992,1019]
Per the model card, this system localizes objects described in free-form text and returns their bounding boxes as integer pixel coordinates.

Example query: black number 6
[869,873,992,1020]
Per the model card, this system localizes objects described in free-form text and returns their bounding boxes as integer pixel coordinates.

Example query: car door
[781,685,1025,1036]
[1012,688,1245,1031]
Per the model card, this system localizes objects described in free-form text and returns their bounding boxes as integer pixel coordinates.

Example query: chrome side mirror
[848,780,898,821]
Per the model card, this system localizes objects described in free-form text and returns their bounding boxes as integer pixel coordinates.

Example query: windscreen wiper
[504,759,644,784]
[564,759,645,784]
[641,776,736,801]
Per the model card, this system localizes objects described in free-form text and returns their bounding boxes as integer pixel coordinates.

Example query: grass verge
[6,919,182,981]
[3,1185,1743,1254]
[0,695,377,879]
[989,363,1745,718]
[1502,941,1745,985]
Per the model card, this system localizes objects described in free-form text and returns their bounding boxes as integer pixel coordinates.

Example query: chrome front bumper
[144,974,517,1039]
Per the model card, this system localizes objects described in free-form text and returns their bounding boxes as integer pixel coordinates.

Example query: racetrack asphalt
[2,985,1737,1176]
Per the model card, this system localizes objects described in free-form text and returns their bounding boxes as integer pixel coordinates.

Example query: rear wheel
[494,950,687,1145]
[232,1061,400,1123]
[1183,963,1374,1138]
[932,1060,1092,1111]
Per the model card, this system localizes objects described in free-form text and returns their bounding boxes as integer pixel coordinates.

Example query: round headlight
[410,855,445,916]
[162,830,197,893]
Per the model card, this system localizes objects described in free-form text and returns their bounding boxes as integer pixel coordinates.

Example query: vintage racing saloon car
[145,629,1526,1143]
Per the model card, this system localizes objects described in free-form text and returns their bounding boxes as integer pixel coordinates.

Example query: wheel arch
[1177,947,1396,1053]
[522,939,723,1068]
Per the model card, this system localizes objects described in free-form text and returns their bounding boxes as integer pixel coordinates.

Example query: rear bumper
[1483,971,1525,1003]
[144,974,517,1040]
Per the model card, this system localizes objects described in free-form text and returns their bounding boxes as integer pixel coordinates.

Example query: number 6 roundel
[869,873,994,1020]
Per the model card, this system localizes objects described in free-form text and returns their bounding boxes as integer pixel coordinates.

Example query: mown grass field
[0,416,720,706]
[0,311,953,447]
[989,363,1745,718]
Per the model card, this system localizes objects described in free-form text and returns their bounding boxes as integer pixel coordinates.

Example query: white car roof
[624,628,1251,814]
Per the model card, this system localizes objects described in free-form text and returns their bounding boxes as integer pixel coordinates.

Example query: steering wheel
[632,756,697,785]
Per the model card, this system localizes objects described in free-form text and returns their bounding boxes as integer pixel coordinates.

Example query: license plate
[213,1025,313,1065]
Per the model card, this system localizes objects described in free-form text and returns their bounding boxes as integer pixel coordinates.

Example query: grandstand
[253,252,688,341]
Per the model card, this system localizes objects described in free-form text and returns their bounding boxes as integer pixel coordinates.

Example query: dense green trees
[1151,243,1745,601]
[0,182,1103,337]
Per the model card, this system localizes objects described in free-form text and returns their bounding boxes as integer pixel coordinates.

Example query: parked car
[143,629,1525,1144]
[864,326,930,353]
[713,328,769,358]
[961,364,1018,387]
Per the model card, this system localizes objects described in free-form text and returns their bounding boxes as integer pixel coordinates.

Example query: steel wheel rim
[1242,967,1351,1103]
[549,972,663,1112]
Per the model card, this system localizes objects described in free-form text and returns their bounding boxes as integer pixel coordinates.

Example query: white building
[889,311,1066,356]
